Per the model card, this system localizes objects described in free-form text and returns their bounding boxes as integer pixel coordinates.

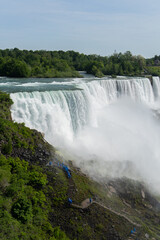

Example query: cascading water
[1,75,160,191]
[10,76,156,147]
[11,90,90,145]
[152,76,160,100]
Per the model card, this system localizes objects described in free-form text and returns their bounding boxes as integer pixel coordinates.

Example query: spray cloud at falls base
[6,76,160,192]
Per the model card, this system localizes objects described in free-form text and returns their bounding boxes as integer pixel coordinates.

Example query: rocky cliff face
[45,161,160,240]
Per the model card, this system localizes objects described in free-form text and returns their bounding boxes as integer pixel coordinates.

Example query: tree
[1,59,30,77]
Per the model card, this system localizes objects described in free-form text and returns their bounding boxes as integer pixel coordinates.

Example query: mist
[60,97,160,193]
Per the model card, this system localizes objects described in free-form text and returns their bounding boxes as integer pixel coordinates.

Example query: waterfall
[10,77,156,147]
[152,76,160,99]
[10,76,160,188]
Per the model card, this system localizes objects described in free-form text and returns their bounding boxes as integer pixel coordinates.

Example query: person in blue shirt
[68,198,72,204]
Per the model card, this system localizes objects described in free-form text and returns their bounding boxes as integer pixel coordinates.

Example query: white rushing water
[8,76,160,192]
[10,77,156,143]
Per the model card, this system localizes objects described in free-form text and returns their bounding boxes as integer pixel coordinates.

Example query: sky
[0,0,160,58]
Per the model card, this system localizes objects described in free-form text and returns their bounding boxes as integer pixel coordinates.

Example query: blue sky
[0,0,160,57]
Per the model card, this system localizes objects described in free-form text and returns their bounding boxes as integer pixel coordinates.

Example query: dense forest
[0,48,160,78]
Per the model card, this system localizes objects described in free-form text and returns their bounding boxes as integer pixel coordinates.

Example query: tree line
[0,48,159,78]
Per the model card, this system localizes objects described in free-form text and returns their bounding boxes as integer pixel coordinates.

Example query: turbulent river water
[1,75,160,190]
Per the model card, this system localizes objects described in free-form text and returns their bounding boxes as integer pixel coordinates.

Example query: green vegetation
[0,155,69,240]
[146,66,160,76]
[0,48,160,78]
[0,91,69,240]
[0,48,81,78]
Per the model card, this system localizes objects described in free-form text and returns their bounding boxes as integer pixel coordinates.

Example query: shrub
[0,168,11,190]
[29,171,48,189]
[11,197,33,223]
[1,139,12,155]
[52,227,70,240]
